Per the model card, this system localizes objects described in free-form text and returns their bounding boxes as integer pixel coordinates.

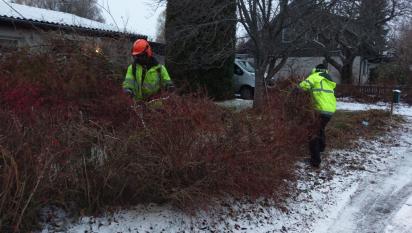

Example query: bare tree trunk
[340,60,354,84]
[253,67,266,109]
[325,55,355,84]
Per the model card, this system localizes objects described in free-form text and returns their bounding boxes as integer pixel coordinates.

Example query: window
[0,38,18,50]
[282,28,297,43]
[305,31,319,42]
[363,60,368,75]
[234,65,244,75]
[237,60,255,73]
[282,28,290,43]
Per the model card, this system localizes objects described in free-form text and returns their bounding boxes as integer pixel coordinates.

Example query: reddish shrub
[0,47,134,127]
[0,110,68,232]
[0,45,315,232]
[0,44,133,232]
[90,89,315,207]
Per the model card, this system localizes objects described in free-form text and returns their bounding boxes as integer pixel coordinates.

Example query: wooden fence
[336,85,411,102]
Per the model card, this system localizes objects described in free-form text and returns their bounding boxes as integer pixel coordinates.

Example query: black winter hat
[316,64,327,70]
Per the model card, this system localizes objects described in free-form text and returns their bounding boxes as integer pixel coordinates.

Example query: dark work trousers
[309,114,332,166]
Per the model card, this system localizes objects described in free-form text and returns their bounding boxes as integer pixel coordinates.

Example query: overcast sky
[7,0,243,40]
[98,0,165,39]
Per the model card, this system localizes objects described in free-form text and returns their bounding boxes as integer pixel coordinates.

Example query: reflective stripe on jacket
[122,64,172,100]
[299,72,337,115]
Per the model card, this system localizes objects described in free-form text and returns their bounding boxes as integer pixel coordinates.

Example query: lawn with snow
[337,98,412,117]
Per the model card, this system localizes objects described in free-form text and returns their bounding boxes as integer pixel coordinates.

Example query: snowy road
[317,123,412,233]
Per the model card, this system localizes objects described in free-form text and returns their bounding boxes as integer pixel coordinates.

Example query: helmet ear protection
[131,39,153,57]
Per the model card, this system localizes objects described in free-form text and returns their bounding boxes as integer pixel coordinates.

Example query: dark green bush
[369,62,409,86]
[165,0,236,100]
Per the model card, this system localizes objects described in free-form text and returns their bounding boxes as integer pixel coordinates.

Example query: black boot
[309,137,321,167]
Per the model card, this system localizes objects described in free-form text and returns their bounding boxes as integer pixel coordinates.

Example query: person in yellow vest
[299,64,337,167]
[123,39,173,100]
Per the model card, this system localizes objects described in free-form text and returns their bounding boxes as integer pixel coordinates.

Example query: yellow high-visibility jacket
[299,70,337,115]
[123,63,172,100]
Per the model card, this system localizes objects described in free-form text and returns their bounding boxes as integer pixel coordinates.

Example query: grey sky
[99,1,245,40]
[98,0,165,39]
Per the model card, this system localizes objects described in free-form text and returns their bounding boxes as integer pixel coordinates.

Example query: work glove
[165,84,176,93]
[291,87,305,95]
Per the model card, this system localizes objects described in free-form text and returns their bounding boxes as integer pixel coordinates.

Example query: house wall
[0,24,165,68]
[0,25,43,48]
[0,24,110,52]
[274,56,369,84]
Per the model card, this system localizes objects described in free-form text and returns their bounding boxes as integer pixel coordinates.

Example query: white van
[233,58,256,99]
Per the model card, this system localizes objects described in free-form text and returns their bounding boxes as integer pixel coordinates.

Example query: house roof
[0,1,146,39]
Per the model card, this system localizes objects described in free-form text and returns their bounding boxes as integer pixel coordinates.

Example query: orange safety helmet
[131,39,153,57]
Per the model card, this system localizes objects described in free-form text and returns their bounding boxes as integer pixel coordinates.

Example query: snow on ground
[314,123,412,233]
[385,195,412,233]
[337,98,412,117]
[216,97,412,117]
[41,101,412,233]
[215,99,253,111]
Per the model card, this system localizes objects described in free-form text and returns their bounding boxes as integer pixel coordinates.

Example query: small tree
[237,0,324,108]
[238,0,289,108]
[398,20,412,80]
[396,20,412,103]
[318,0,411,84]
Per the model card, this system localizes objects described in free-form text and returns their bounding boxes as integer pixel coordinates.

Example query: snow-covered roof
[0,1,136,36]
